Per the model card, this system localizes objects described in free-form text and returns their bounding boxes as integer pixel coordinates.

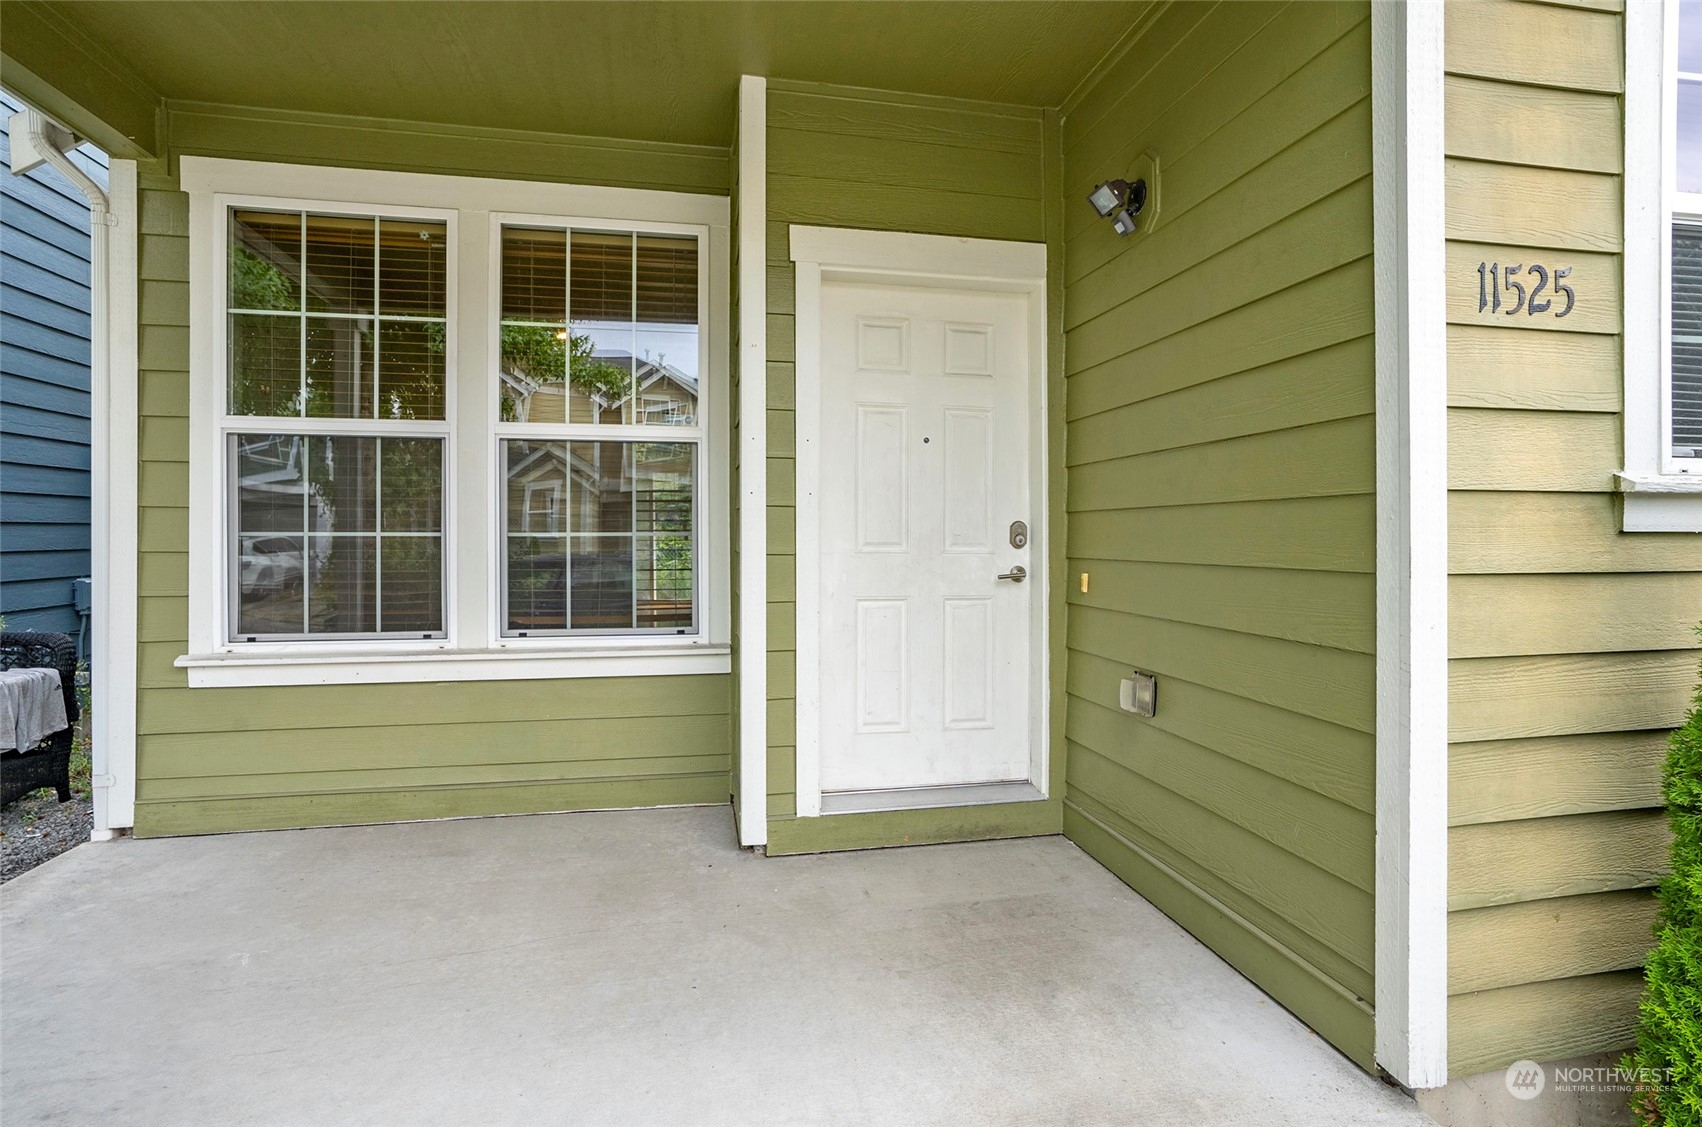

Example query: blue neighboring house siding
[0,91,106,637]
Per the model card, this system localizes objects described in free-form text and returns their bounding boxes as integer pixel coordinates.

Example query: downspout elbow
[15,109,111,221]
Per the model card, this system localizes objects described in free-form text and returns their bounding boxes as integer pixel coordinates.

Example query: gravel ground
[1,788,92,883]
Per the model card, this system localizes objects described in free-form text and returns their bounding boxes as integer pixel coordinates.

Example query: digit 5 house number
[1476,261,1575,318]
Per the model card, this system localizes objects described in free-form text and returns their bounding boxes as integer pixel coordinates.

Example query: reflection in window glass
[1681,0,1702,72]
[1683,4,1702,193]
[635,235,699,426]
[379,219,448,317]
[570,232,636,424]
[230,211,301,311]
[228,209,447,420]
[501,439,694,634]
[305,318,375,419]
[230,312,305,416]
[1682,80,1702,195]
[303,214,373,314]
[232,434,445,638]
[498,227,699,426]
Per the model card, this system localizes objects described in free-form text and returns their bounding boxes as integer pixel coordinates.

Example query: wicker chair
[0,631,80,807]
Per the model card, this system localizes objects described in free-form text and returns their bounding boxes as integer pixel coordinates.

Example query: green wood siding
[1442,0,1700,1079]
[1058,1,1377,1069]
[760,81,1065,854]
[128,113,730,837]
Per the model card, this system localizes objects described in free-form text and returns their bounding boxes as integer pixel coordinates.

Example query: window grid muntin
[493,220,707,639]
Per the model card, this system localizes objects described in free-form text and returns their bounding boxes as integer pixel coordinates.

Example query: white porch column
[736,75,769,847]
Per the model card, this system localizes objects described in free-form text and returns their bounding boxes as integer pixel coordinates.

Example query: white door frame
[789,225,1049,818]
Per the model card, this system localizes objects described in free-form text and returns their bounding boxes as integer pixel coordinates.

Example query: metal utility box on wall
[1119,671,1156,718]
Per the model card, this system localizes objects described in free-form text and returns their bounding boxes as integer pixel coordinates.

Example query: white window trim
[1623,0,1702,532]
[177,157,730,686]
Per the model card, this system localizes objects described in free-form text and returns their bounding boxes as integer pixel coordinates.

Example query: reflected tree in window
[498,325,633,422]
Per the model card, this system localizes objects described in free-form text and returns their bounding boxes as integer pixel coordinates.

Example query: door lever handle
[996,566,1027,583]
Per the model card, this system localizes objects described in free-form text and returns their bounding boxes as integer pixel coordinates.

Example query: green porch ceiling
[2,1,1150,153]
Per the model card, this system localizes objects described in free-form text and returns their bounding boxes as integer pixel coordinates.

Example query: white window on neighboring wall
[179,160,730,686]
[1624,0,1702,530]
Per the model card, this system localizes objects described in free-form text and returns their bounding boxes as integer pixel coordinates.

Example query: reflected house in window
[498,228,700,427]
[233,431,444,638]
[502,437,693,635]
[499,346,698,427]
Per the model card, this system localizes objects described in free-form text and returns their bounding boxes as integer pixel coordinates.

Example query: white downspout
[7,110,127,838]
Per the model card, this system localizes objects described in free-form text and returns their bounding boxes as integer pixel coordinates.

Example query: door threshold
[818,781,1045,816]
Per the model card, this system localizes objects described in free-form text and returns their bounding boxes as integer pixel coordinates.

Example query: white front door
[815,280,1034,796]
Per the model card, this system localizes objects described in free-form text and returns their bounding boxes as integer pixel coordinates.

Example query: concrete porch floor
[1,807,1431,1125]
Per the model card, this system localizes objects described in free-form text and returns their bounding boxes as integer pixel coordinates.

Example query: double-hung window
[224,208,452,640]
[1624,0,1702,530]
[180,160,729,685]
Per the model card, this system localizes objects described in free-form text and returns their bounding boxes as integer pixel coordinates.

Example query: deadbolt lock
[1009,520,1028,549]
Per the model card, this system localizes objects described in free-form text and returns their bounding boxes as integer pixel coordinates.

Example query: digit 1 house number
[1476,261,1575,318]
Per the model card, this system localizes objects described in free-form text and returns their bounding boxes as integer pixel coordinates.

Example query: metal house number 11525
[1477,261,1575,318]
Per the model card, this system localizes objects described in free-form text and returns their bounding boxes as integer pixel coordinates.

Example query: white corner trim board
[97,158,140,834]
[1372,0,1450,1090]
[736,75,769,847]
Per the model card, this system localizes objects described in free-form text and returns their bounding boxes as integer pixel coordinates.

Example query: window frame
[1623,0,1702,530]
[487,213,710,644]
[178,158,731,686]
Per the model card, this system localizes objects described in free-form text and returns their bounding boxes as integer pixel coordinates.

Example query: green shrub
[1628,628,1702,1126]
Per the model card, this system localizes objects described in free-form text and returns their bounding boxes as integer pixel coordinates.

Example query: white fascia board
[1372,0,1450,1090]
[736,75,769,847]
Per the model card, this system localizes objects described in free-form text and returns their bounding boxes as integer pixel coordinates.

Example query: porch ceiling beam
[0,0,162,158]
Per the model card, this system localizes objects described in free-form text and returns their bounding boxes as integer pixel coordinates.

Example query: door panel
[817,281,1032,794]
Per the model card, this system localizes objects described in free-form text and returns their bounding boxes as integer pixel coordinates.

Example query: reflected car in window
[239,535,306,596]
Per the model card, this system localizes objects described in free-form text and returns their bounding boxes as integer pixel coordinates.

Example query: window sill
[1615,472,1702,532]
[174,642,732,688]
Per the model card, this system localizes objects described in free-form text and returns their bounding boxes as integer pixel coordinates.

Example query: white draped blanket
[0,667,69,753]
